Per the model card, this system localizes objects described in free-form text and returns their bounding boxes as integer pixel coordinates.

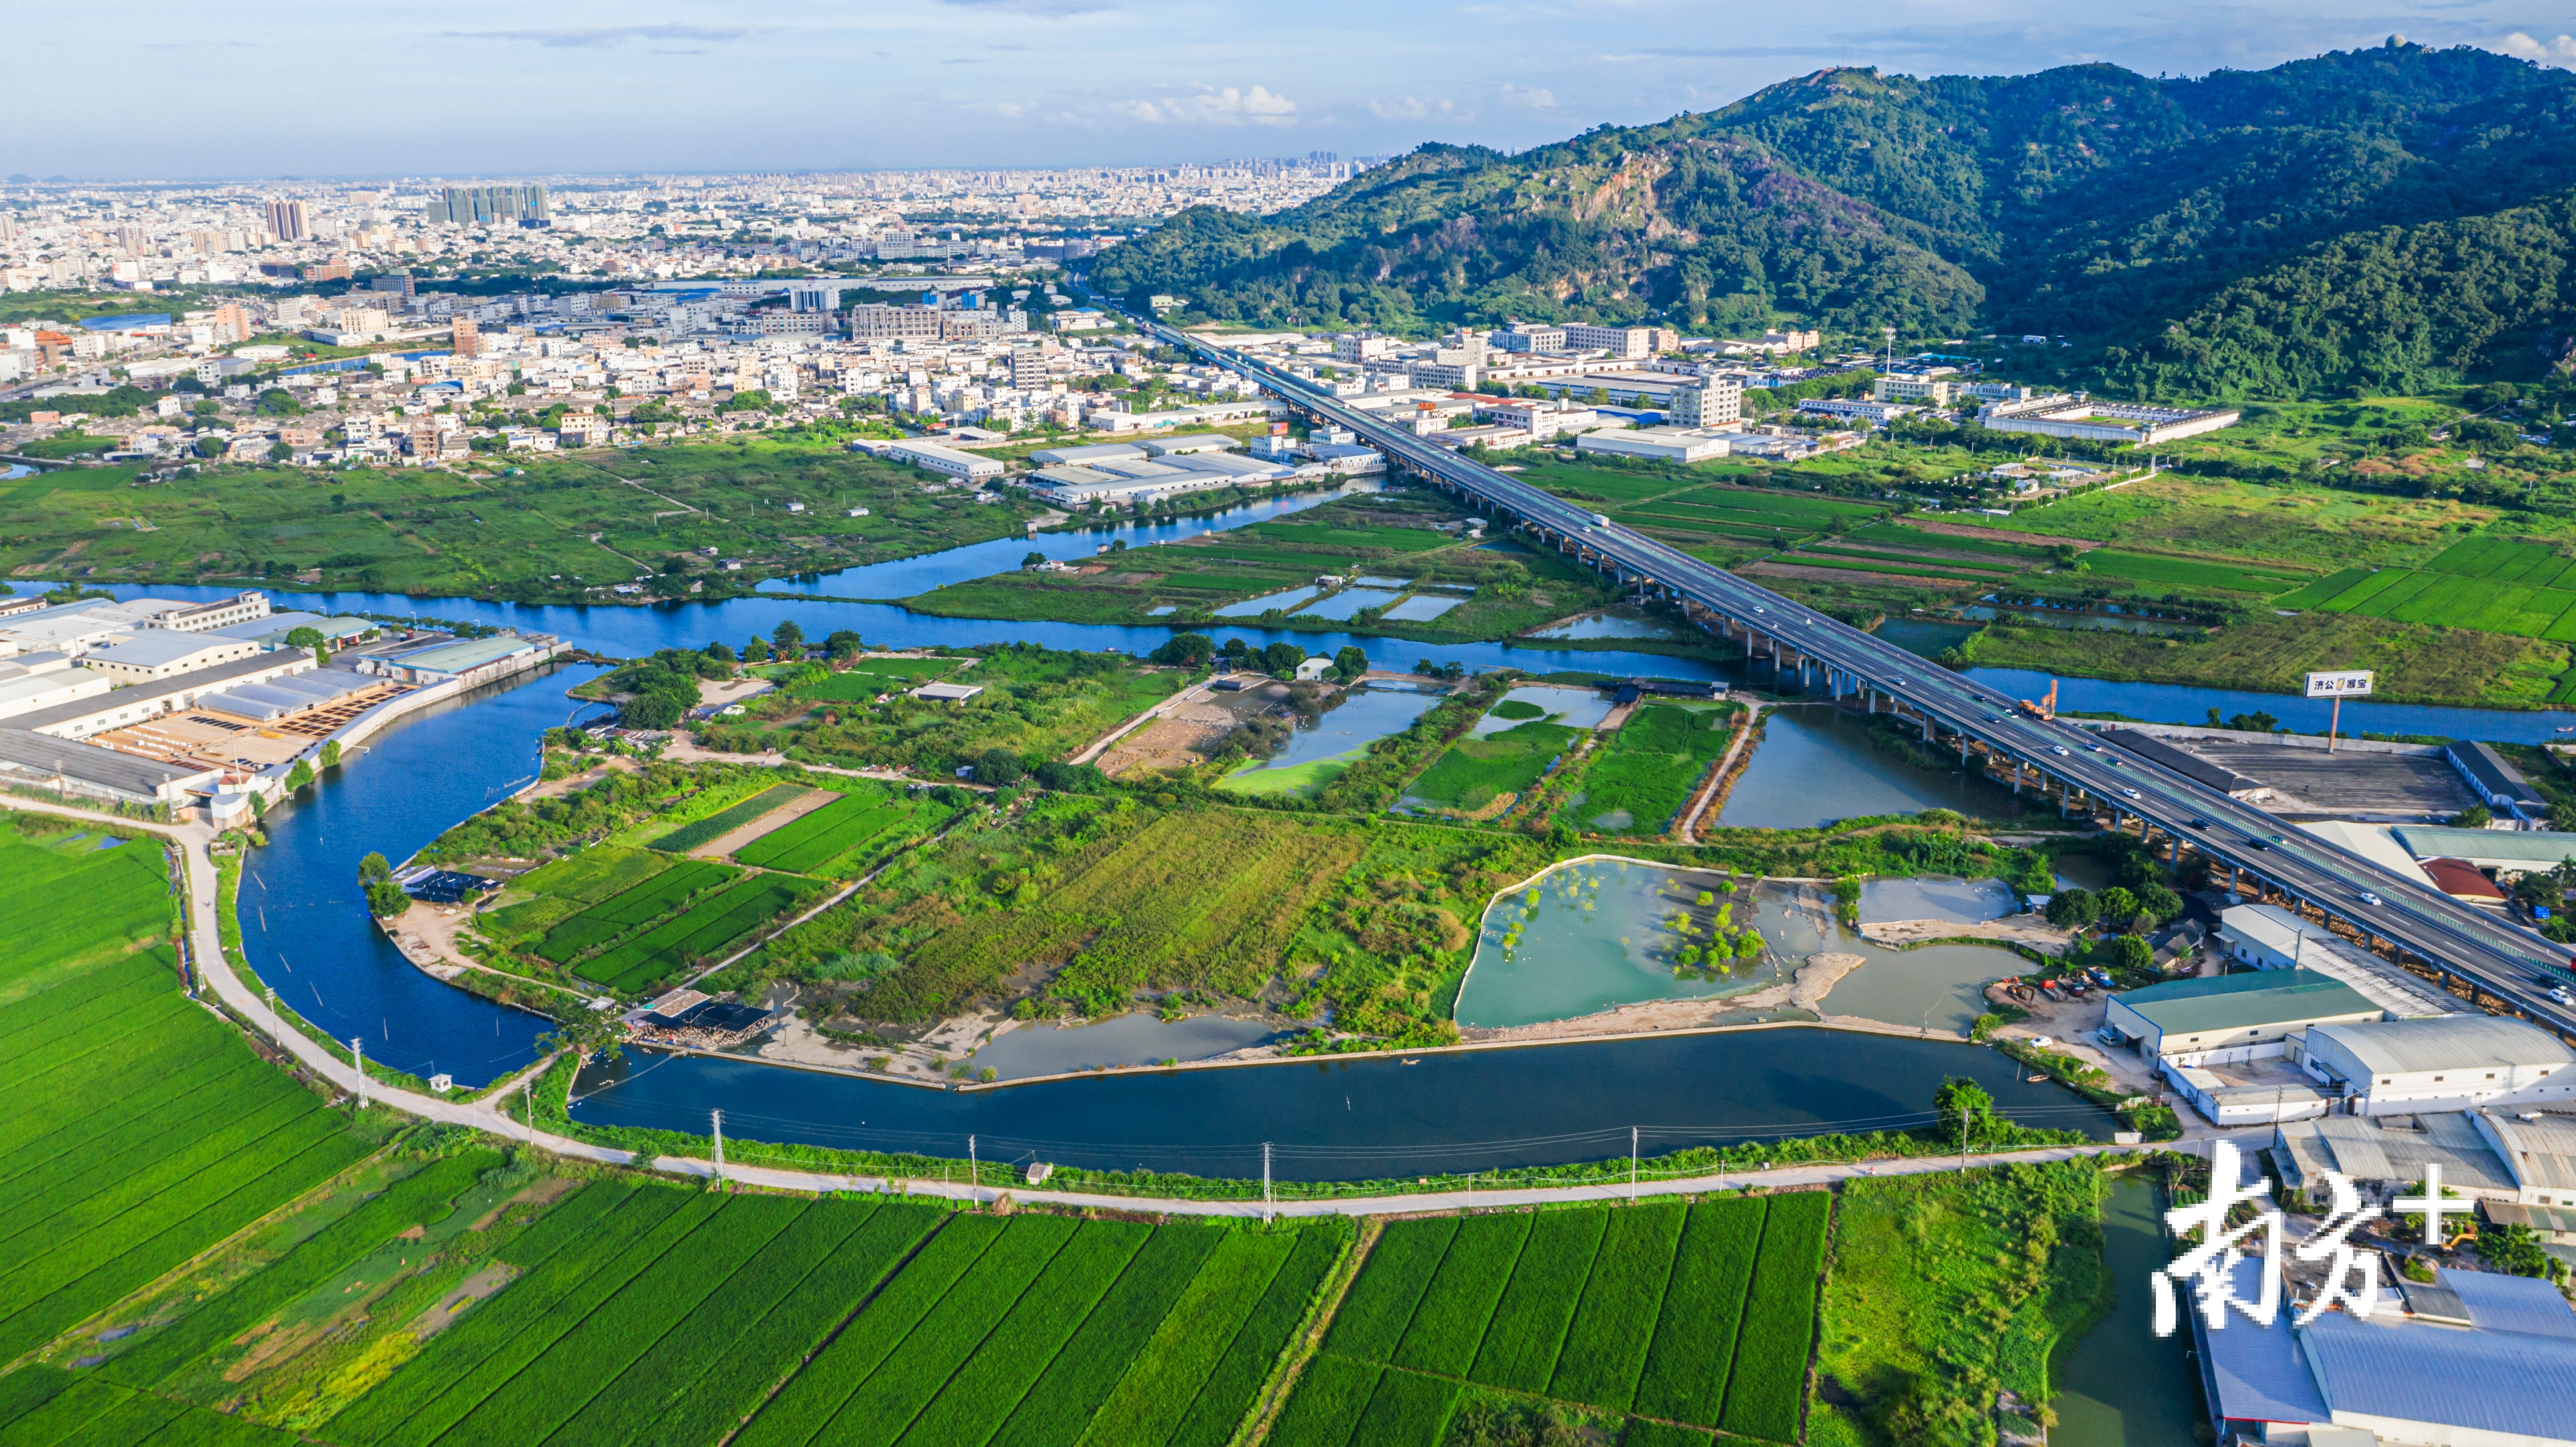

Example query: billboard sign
[2304,670,2373,699]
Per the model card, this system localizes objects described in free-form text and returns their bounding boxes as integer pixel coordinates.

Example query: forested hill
[1089,41,2576,400]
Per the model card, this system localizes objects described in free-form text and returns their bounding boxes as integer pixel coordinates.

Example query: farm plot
[1844,522,2059,563]
[732,1214,1347,1447]
[1572,705,1735,836]
[576,874,817,991]
[784,657,965,703]
[1767,552,2000,584]
[0,820,366,1365]
[2073,549,2316,594]
[649,785,811,854]
[478,846,671,939]
[1403,720,1584,815]
[531,859,739,963]
[1800,544,2024,576]
[0,1365,301,1445]
[735,789,947,877]
[1280,1196,1831,1439]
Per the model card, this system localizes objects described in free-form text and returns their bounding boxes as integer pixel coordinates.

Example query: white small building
[1575,427,1737,463]
[1294,657,1334,682]
[884,440,1003,481]
[2303,1016,2576,1116]
[910,682,985,704]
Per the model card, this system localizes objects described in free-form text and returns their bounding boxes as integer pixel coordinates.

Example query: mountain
[1090,41,2576,399]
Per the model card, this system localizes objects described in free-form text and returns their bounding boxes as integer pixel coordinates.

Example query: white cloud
[2499,32,2576,68]
[1368,96,1456,121]
[1123,85,1298,126]
[445,23,762,48]
[1500,83,1556,108]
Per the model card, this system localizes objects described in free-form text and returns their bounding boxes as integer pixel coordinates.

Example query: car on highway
[2122,788,2141,799]
[2556,986,2574,1007]
[1984,715,2001,723]
[2189,817,2212,830]
[2247,837,2271,850]
[2051,746,2069,756]
[2360,891,2383,906]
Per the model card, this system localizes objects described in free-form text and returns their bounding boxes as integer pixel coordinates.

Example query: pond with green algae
[1455,858,1794,1028]
[1456,862,2036,1034]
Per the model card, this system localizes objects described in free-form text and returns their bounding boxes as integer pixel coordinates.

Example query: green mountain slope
[1091,41,2576,398]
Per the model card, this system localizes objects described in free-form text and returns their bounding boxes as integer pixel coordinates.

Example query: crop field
[1403,720,1584,814]
[574,874,815,991]
[1766,552,1999,584]
[0,1364,302,1444]
[0,819,367,1367]
[2072,549,2314,594]
[2272,534,2576,645]
[1277,1194,1831,1443]
[1843,522,2060,562]
[1800,544,2022,576]
[649,785,811,854]
[875,806,1364,1018]
[479,846,672,939]
[732,786,936,875]
[531,860,739,964]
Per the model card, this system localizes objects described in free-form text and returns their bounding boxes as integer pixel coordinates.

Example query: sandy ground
[1860,916,2072,951]
[696,675,774,708]
[760,1008,1016,1082]
[379,902,591,1002]
[689,786,833,859]
[1454,950,1869,1046]
[1099,699,1241,777]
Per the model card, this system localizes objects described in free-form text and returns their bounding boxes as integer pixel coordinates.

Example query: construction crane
[2016,679,2058,722]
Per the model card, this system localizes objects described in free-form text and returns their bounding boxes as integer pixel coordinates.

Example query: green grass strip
[1547,1201,1687,1413]
[1321,1218,1459,1363]
[1079,1231,1296,1447]
[0,1055,264,1209]
[1632,1197,1769,1427]
[1468,1207,1609,1393]
[894,1220,1149,1447]
[0,1090,329,1260]
[627,1202,942,1447]
[134,1406,305,1446]
[1620,1420,1717,1447]
[1345,1366,1460,1447]
[109,1151,503,1387]
[2265,565,2373,609]
[42,1386,187,1445]
[1392,1212,1534,1377]
[1265,1354,1382,1447]
[0,1366,76,1435]
[1165,1226,1349,1447]
[735,1215,1009,1447]
[434,1195,808,1447]
[985,1224,1227,1447]
[1718,1191,1832,1444]
[371,1191,727,1447]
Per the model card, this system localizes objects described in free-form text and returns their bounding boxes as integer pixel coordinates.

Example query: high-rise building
[264,199,309,243]
[1668,379,1744,428]
[451,317,480,358]
[211,304,252,344]
[423,185,551,227]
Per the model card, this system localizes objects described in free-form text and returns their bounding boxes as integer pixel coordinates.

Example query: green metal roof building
[2103,969,2386,1063]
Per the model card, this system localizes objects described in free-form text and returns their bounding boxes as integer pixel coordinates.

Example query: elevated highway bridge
[1139,315,2576,1044]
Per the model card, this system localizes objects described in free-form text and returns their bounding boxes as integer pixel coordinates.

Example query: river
[2048,1171,2202,1446]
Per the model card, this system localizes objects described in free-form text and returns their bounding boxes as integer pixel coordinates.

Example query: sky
[19,0,2576,180]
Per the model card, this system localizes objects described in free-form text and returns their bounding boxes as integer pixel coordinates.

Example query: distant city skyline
[18,0,2576,179]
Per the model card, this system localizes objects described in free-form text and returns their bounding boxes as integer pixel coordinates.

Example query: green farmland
[1403,718,1586,816]
[571,873,822,993]
[0,815,372,1368]
[731,783,954,877]
[2278,535,2576,646]
[1567,704,1741,836]
[1271,1194,1831,1446]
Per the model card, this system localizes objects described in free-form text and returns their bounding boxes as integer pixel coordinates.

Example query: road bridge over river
[1140,314,2576,1044]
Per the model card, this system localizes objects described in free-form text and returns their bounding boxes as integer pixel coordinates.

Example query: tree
[318,739,341,769]
[1022,551,1047,568]
[975,748,1027,786]
[2133,882,2183,928]
[1333,645,1370,682]
[1933,1076,1996,1148]
[770,619,805,656]
[2096,886,2138,927]
[2113,934,2156,973]
[285,625,329,666]
[743,637,772,663]
[538,1009,627,1066]
[193,436,226,459]
[2453,804,2493,829]
[1261,641,1305,676]
[2046,888,2097,929]
[620,693,684,730]
[358,851,408,916]
[703,640,736,662]
[285,758,315,791]
[2477,1223,2570,1283]
[1151,632,1214,668]
[826,629,865,660]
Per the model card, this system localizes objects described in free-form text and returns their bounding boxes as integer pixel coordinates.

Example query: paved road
[1144,317,2576,1039]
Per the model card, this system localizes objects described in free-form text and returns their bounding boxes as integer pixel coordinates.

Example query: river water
[2049,1172,2202,1446]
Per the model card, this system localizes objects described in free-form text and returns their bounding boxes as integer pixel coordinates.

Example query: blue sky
[21,0,2576,178]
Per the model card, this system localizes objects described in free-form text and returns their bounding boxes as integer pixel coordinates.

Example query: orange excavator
[2016,679,2058,722]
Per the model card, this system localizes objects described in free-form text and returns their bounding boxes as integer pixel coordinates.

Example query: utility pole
[1630,1126,1639,1201]
[1263,1143,1273,1223]
[523,1078,534,1140]
[350,1038,365,1111]
[711,1109,724,1174]
[968,1135,979,1205]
